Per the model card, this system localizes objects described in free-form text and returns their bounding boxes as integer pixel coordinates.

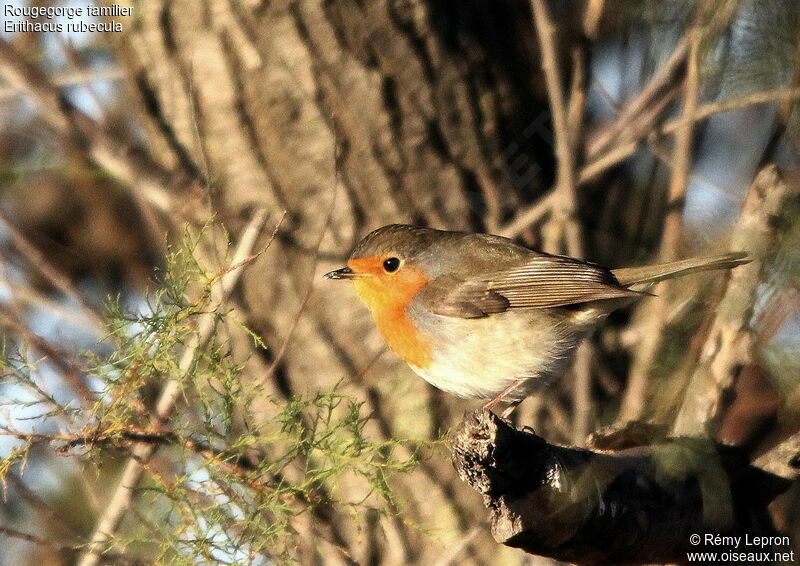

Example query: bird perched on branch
[325,225,749,416]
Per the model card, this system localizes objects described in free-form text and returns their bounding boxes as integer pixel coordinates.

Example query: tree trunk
[114,1,553,563]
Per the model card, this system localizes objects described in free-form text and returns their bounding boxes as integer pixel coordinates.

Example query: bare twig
[259,137,342,389]
[56,35,108,119]
[0,67,123,102]
[0,263,95,329]
[531,0,595,442]
[76,209,277,566]
[4,472,84,538]
[0,526,73,552]
[660,86,800,136]
[1,428,260,474]
[0,526,144,565]
[582,0,605,39]
[587,34,690,157]
[587,0,737,157]
[619,27,702,421]
[577,140,639,182]
[213,209,287,280]
[779,37,800,124]
[579,83,682,183]
[496,192,555,238]
[0,304,95,404]
[0,38,182,274]
[564,42,595,443]
[566,47,587,149]
[499,85,800,238]
[531,0,584,257]
[0,40,177,214]
[0,207,109,335]
[571,343,593,444]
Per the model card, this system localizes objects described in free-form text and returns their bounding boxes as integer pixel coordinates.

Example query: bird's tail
[612,252,750,287]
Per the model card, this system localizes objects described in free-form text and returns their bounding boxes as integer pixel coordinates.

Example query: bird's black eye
[383,257,401,273]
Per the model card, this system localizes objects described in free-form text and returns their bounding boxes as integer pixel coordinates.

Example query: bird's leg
[482,380,524,414]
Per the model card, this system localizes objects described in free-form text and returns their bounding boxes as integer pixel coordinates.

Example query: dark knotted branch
[452,410,792,565]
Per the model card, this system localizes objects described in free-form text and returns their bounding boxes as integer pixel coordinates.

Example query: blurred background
[0,0,798,564]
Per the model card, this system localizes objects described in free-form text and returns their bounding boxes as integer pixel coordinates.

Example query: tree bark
[114,1,553,563]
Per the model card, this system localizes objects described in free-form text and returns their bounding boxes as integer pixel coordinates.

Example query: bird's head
[324,225,443,314]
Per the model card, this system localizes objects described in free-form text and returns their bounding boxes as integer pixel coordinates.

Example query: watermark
[687,533,795,563]
[4,3,133,34]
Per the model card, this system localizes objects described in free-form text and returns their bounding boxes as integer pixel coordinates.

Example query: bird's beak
[324,267,357,280]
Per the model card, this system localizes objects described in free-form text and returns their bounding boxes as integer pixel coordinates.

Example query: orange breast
[348,258,432,368]
[372,307,432,368]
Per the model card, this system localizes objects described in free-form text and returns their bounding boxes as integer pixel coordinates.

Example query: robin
[325,224,749,415]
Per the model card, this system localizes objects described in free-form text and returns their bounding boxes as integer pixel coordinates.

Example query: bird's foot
[482,380,524,418]
[500,400,522,419]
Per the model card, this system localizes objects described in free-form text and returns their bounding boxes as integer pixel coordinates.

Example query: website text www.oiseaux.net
[687,534,795,563]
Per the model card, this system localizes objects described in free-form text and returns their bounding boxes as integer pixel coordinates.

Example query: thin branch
[0,67,123,102]
[0,262,96,330]
[778,37,800,123]
[212,210,287,280]
[499,85,800,238]
[76,209,278,566]
[571,343,593,444]
[665,27,701,269]
[587,0,738,157]
[578,83,682,184]
[0,526,73,552]
[0,526,146,565]
[259,146,340,388]
[531,0,595,443]
[531,0,584,257]
[566,47,587,150]
[618,26,702,422]
[660,86,800,135]
[57,35,108,119]
[0,304,95,404]
[0,38,182,270]
[0,39,178,214]
[496,192,554,238]
[0,428,260,474]
[587,34,690,157]
[565,41,595,444]
[582,0,605,39]
[4,472,84,538]
[578,140,638,182]
[0,207,109,336]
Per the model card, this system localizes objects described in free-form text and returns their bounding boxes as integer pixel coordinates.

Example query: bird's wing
[425,255,645,319]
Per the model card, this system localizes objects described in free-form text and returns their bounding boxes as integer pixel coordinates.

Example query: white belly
[407,308,579,400]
